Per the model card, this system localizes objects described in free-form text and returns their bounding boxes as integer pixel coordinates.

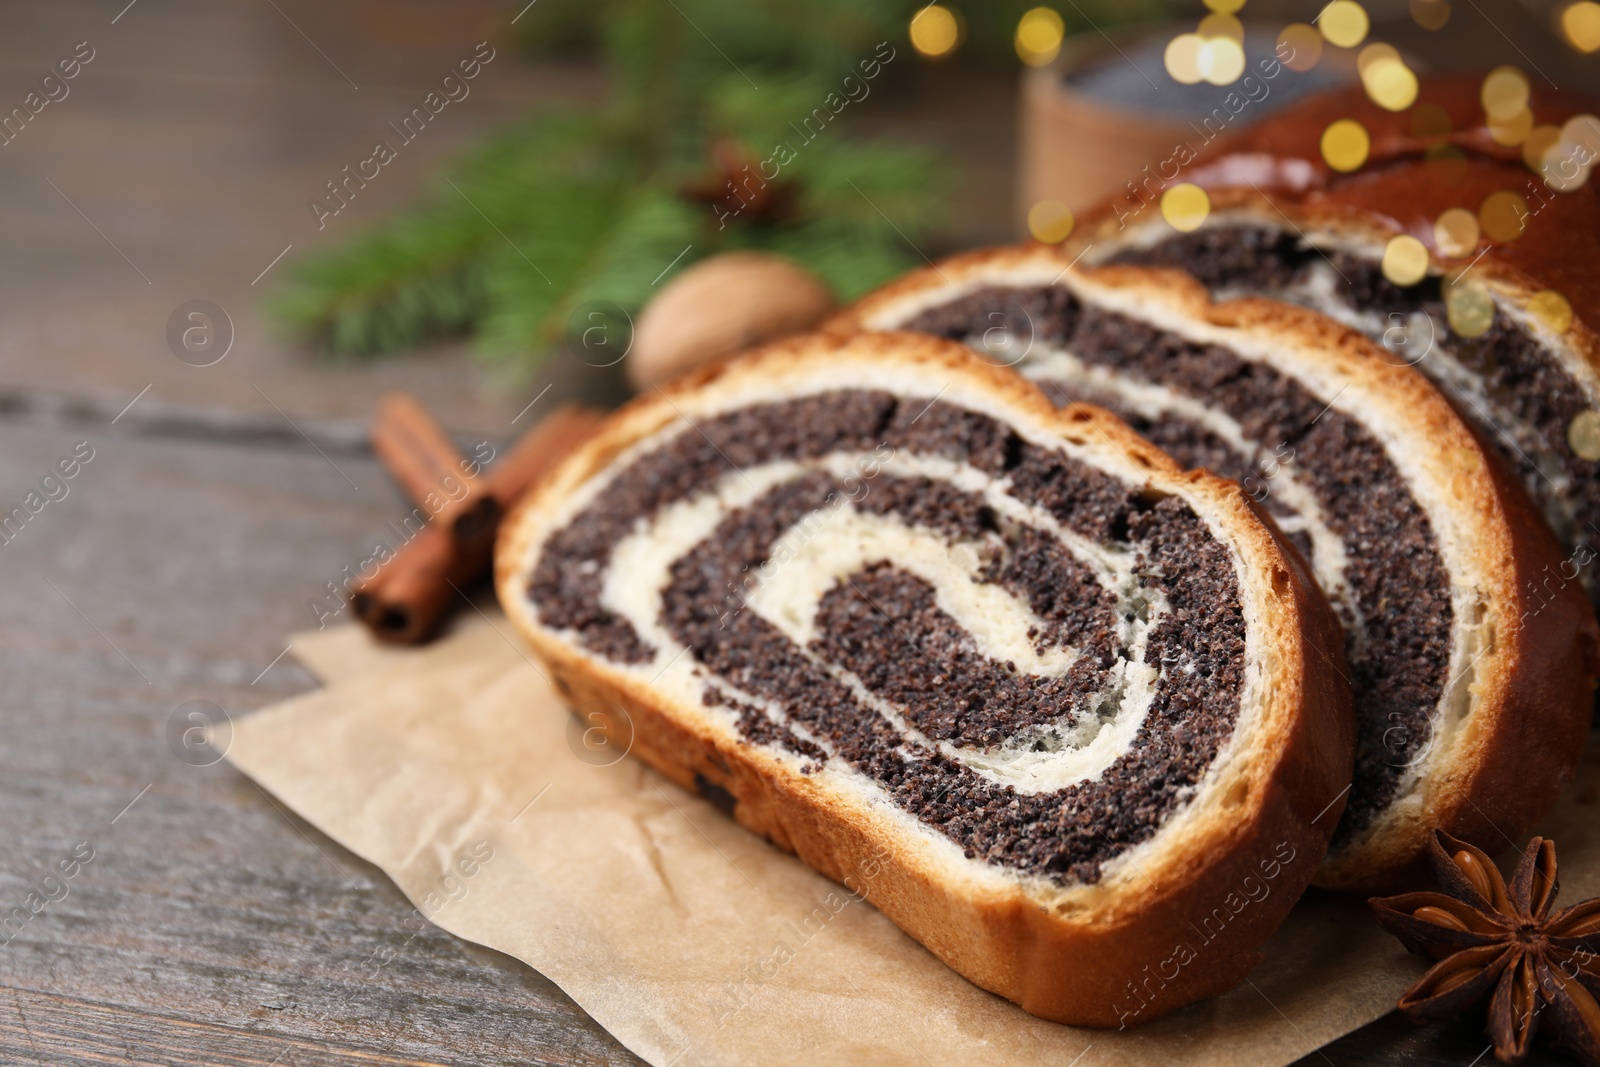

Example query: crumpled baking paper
[227,611,1600,1066]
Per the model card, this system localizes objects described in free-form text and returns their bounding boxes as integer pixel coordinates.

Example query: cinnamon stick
[351,398,603,645]
[371,392,500,554]
[372,392,476,507]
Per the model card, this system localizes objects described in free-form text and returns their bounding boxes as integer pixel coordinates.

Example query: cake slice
[1073,73,1600,614]
[833,249,1600,894]
[496,332,1353,1026]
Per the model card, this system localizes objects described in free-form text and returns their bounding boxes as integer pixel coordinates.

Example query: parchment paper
[228,612,1600,1067]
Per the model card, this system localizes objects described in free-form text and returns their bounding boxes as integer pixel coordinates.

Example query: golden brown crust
[830,246,1600,894]
[1159,277,1599,893]
[1059,72,1600,316]
[1386,427,1600,878]
[495,331,1355,1026]
[1044,73,1600,423]
[1169,73,1600,322]
[1063,184,1600,436]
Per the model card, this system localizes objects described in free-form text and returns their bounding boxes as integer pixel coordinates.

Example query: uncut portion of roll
[833,248,1600,893]
[496,332,1354,1025]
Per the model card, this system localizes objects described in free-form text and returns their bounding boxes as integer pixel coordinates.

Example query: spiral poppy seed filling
[901,288,1452,841]
[528,391,1248,884]
[1106,224,1600,596]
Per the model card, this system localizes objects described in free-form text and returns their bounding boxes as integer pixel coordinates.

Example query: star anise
[1370,831,1600,1065]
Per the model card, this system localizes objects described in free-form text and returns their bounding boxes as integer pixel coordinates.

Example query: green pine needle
[274,0,1160,370]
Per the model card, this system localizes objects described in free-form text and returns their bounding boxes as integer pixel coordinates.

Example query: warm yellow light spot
[1528,290,1574,334]
[1561,115,1600,164]
[1523,124,1563,171]
[1382,235,1431,286]
[1273,23,1324,71]
[1479,190,1529,241]
[1481,66,1530,121]
[1165,33,1205,84]
[1321,119,1371,172]
[1564,113,1600,152]
[1563,114,1600,159]
[1410,0,1451,30]
[1412,103,1451,140]
[1545,154,1594,192]
[1161,184,1211,233]
[1561,1,1600,52]
[1433,208,1480,258]
[1198,13,1244,42]
[1278,24,1324,71]
[1198,36,1246,85]
[1203,0,1246,12]
[910,6,961,58]
[1489,107,1534,146]
[1362,56,1419,111]
[1319,1,1370,47]
[1569,410,1600,460]
[1016,7,1065,67]
[1446,281,1496,338]
[1547,114,1600,191]
[1027,199,1076,243]
[1357,42,1399,72]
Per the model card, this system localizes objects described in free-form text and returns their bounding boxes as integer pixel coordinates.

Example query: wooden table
[0,1,1578,1063]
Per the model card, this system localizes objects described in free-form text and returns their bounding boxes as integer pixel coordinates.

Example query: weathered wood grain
[0,419,642,1066]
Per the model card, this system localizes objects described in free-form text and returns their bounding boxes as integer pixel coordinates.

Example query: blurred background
[5,0,1597,432]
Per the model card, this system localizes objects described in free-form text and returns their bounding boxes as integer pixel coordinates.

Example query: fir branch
[269,1,990,369]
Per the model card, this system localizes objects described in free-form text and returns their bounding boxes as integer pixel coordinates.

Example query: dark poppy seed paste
[900,287,1453,842]
[528,391,1248,885]
[1108,224,1600,606]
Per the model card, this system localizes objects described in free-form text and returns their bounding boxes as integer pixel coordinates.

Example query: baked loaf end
[830,247,1600,895]
[496,331,1353,1026]
[1064,73,1600,615]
